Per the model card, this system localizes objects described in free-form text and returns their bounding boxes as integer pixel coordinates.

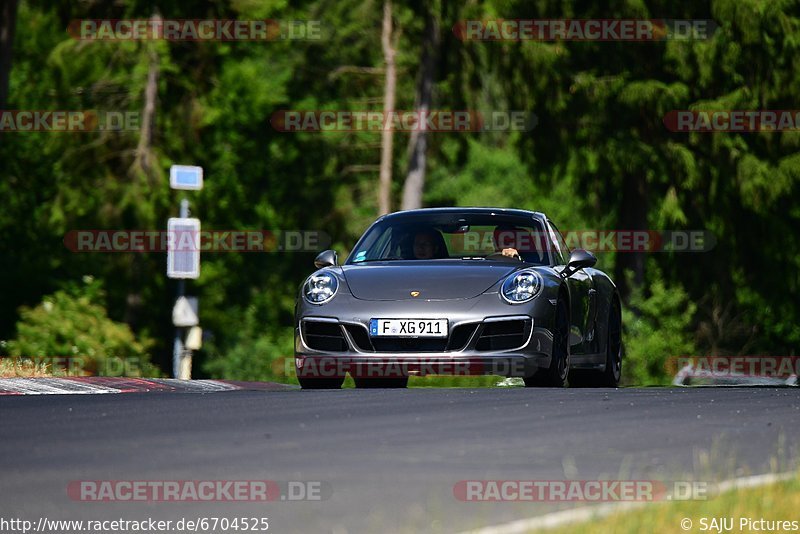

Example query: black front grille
[328,321,515,353]
[475,319,529,351]
[347,322,460,353]
[303,321,348,352]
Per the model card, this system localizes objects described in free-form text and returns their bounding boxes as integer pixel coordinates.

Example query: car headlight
[304,271,339,304]
[500,270,543,304]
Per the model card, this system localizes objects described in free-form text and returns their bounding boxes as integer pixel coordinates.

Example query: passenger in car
[411,229,447,260]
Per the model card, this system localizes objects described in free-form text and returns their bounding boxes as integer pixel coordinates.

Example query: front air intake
[475,319,529,351]
[303,321,348,352]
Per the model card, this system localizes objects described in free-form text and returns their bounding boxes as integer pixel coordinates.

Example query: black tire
[524,297,569,388]
[353,377,409,388]
[297,376,345,389]
[569,300,622,388]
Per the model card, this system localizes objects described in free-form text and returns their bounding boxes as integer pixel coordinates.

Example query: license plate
[369,319,448,337]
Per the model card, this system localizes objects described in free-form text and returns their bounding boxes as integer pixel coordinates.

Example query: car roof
[380,207,547,222]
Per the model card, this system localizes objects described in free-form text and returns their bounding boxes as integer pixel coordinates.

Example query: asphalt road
[1,387,799,533]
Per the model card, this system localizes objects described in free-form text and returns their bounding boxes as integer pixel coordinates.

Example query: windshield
[346,213,551,265]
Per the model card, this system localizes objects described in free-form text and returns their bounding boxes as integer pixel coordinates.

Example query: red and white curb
[0,377,296,395]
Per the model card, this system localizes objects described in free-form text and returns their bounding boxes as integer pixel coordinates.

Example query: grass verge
[540,473,800,534]
[0,358,55,378]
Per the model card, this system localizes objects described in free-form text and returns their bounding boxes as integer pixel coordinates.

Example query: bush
[622,271,697,385]
[200,290,295,382]
[4,276,159,377]
[202,329,295,383]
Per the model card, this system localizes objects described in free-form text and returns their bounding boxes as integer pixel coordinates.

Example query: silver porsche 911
[294,207,622,389]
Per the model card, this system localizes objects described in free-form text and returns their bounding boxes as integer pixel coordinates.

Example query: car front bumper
[294,292,556,378]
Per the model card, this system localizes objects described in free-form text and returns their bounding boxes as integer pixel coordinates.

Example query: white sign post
[168,165,203,379]
[167,217,201,279]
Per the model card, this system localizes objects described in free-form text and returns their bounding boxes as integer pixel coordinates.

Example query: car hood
[341,261,520,301]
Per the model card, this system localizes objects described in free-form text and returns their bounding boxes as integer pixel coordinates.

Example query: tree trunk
[401,5,439,210]
[132,16,160,179]
[614,172,648,300]
[0,0,19,109]
[377,0,396,215]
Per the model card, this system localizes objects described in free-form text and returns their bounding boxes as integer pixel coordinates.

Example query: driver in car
[493,225,544,263]
[493,225,523,259]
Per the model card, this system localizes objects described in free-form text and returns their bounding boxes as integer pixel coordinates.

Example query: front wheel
[524,298,569,388]
[569,300,622,388]
[599,300,623,386]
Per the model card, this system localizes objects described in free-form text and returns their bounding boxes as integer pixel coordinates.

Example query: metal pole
[172,199,189,378]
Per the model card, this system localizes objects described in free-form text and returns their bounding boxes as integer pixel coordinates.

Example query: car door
[546,220,595,355]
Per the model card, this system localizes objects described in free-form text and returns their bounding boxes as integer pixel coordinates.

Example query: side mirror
[314,249,338,269]
[564,249,596,277]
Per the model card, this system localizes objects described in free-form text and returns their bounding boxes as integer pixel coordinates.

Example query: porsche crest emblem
[410,291,421,297]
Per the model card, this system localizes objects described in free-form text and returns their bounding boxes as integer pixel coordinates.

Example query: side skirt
[569,352,606,370]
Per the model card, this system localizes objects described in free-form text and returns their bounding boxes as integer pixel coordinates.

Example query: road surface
[1,387,798,533]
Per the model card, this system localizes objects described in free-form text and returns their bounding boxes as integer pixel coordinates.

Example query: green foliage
[622,270,697,386]
[427,139,534,208]
[199,284,296,382]
[202,329,295,383]
[5,277,159,377]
